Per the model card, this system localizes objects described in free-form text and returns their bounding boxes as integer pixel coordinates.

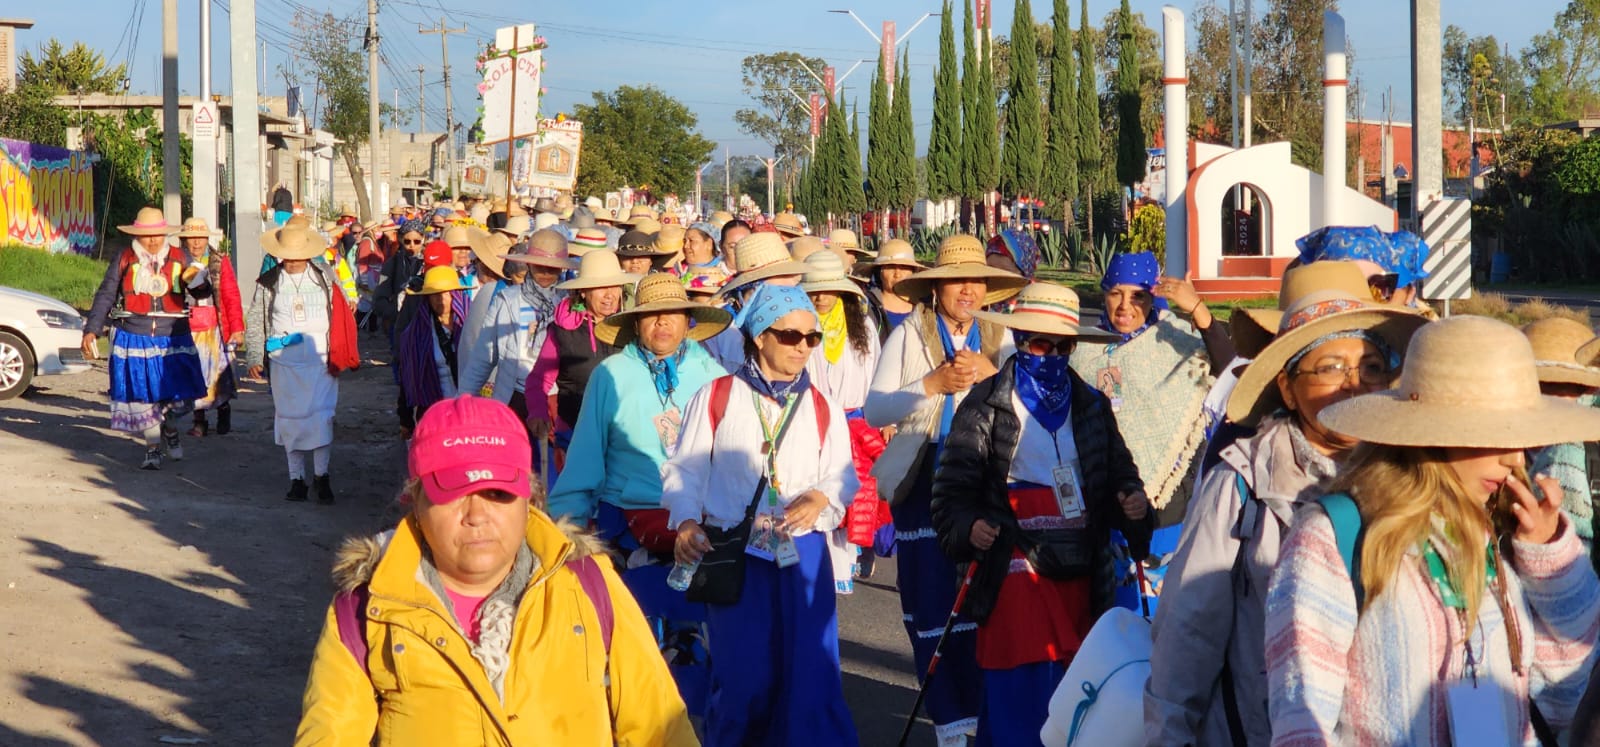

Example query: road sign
[192,102,218,140]
[1420,197,1471,301]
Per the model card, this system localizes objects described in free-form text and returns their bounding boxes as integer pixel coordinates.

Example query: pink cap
[407,395,532,504]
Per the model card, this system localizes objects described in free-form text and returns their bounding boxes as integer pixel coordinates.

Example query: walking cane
[1135,560,1152,619]
[897,559,981,747]
[537,438,551,492]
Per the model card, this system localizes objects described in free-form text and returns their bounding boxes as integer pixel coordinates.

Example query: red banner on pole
[883,22,897,88]
[810,93,822,139]
[821,67,835,121]
[975,0,991,30]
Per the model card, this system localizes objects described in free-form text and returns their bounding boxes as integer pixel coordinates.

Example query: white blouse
[805,314,881,412]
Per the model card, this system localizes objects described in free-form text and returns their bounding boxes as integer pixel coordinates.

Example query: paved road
[838,558,940,745]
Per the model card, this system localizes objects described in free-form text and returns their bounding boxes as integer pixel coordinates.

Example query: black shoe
[286,479,309,502]
[314,475,335,504]
[215,404,231,435]
[140,448,162,471]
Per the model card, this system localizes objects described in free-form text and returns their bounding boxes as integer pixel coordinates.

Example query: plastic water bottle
[666,533,706,592]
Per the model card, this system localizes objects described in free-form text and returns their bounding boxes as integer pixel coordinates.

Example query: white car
[0,286,93,399]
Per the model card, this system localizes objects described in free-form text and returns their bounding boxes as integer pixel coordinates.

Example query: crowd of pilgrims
[79,196,1600,746]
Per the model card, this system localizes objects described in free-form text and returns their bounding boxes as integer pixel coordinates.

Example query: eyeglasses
[1021,336,1075,356]
[402,238,424,245]
[1290,359,1395,387]
[765,328,824,348]
[1367,273,1400,302]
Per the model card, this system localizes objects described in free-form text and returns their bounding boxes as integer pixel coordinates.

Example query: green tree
[288,10,380,221]
[960,0,981,204]
[1443,26,1529,125]
[735,51,827,195]
[1522,1,1600,122]
[893,53,920,214]
[927,1,962,200]
[867,49,891,213]
[1041,0,1080,223]
[974,11,1002,206]
[846,102,867,215]
[1076,0,1105,245]
[0,83,70,146]
[1002,0,1045,199]
[573,85,716,198]
[17,39,128,95]
[1114,0,1147,193]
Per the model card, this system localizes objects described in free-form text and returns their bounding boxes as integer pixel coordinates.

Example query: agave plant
[1036,230,1070,271]
[1088,233,1123,276]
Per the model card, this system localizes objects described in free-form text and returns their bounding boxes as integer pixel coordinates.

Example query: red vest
[117,248,188,315]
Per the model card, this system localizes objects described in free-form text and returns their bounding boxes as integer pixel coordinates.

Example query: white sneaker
[163,427,183,461]
[140,449,162,470]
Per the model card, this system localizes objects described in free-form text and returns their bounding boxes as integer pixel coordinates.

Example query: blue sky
[18,0,1564,159]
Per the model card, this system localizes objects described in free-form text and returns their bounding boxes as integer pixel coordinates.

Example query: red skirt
[976,486,1093,670]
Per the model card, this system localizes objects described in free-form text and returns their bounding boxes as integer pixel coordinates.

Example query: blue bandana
[988,229,1041,279]
[400,219,428,237]
[632,340,686,404]
[739,284,818,339]
[1099,251,1169,339]
[689,221,722,247]
[1012,352,1073,432]
[1295,226,1431,289]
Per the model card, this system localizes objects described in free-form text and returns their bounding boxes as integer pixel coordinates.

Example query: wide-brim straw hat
[616,229,674,259]
[718,232,811,297]
[616,205,655,227]
[790,236,828,262]
[828,228,872,259]
[1232,261,1372,360]
[442,224,478,248]
[596,274,732,346]
[1319,315,1600,448]
[466,230,512,277]
[631,217,663,236]
[119,206,172,236]
[1225,290,1430,427]
[532,197,560,214]
[1522,317,1600,388]
[170,217,221,239]
[773,212,805,236]
[497,215,532,238]
[709,210,735,226]
[655,224,687,257]
[556,250,641,291]
[801,250,865,298]
[971,282,1121,342]
[502,229,576,270]
[872,238,926,270]
[592,207,618,223]
[571,228,608,256]
[406,266,466,296]
[260,225,328,261]
[894,234,1026,305]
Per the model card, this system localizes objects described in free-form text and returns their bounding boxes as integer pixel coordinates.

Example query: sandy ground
[0,330,936,745]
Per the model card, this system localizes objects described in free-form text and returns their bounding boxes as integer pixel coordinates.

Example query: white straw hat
[971,282,1119,342]
[800,250,865,298]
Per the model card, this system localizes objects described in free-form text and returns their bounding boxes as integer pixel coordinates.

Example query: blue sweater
[546,341,725,522]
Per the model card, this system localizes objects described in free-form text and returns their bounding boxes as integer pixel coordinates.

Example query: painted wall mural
[0,138,96,255]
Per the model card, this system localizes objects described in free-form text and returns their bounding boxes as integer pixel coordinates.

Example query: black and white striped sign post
[1421,197,1472,313]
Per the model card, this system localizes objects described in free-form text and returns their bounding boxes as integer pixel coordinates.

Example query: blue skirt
[109,329,206,404]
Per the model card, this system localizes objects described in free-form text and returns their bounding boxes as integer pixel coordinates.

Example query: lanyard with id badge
[747,391,802,568]
[1049,431,1088,523]
[1433,540,1524,743]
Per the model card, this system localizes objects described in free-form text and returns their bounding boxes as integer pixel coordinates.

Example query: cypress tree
[893,53,918,217]
[867,48,891,213]
[1042,0,1079,225]
[1114,0,1147,194]
[974,11,1001,203]
[1076,0,1104,246]
[847,102,867,214]
[960,0,980,204]
[1002,0,1044,199]
[926,1,961,201]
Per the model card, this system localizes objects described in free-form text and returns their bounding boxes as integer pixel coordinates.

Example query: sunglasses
[1021,336,1075,356]
[1367,273,1400,302]
[765,327,824,348]
[402,238,424,245]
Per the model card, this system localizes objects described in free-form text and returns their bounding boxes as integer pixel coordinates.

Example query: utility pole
[230,0,264,309]
[365,0,380,220]
[161,0,181,225]
[194,0,218,231]
[416,65,426,133]
[421,18,468,198]
[1410,0,1443,224]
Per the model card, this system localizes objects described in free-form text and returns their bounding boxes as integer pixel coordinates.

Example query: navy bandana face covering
[1013,350,1073,432]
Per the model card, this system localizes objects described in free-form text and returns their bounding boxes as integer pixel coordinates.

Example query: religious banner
[478,24,545,145]
[0,138,96,255]
[461,147,493,194]
[522,118,583,193]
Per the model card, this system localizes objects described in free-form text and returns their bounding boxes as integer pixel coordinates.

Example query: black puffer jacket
[930,358,1154,623]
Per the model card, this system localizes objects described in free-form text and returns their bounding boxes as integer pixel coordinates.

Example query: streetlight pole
[828,9,939,98]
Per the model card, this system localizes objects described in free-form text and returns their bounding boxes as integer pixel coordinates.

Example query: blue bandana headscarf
[737,284,818,402]
[689,221,723,248]
[987,229,1041,279]
[1011,331,1074,432]
[1098,251,1168,341]
[1295,226,1431,289]
[400,219,428,238]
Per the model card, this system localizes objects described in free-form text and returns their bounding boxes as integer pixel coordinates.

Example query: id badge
[1446,680,1510,744]
[774,530,800,568]
[746,512,779,561]
[1096,366,1124,413]
[292,297,309,324]
[1052,464,1087,521]
[654,406,683,453]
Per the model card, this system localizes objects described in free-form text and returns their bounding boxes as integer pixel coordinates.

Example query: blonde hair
[1330,443,1494,636]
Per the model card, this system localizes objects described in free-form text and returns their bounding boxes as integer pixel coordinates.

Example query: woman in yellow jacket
[293,394,698,746]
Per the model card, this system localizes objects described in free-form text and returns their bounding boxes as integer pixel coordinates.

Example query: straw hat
[490,197,509,212]
[497,215,532,238]
[1319,315,1600,448]
[260,225,328,261]
[1232,261,1371,360]
[616,229,675,260]
[655,224,687,261]
[532,197,560,214]
[632,217,663,235]
[119,207,172,236]
[169,217,220,240]
[534,212,561,232]
[709,210,735,226]
[893,234,1027,306]
[595,274,733,345]
[465,231,512,278]
[555,194,575,214]
[556,251,640,291]
[828,228,871,259]
[584,196,604,210]
[872,238,926,270]
[592,207,617,224]
[469,203,491,224]
[442,224,479,248]
[571,228,609,256]
[284,214,314,231]
[617,204,655,227]
[684,272,728,296]
[507,201,530,218]
[972,283,1121,342]
[1522,318,1600,388]
[801,250,866,299]
[718,232,810,296]
[407,266,465,296]
[502,229,576,270]
[569,208,597,230]
[790,235,827,262]
[337,203,357,218]
[772,212,804,237]
[1225,289,1430,427]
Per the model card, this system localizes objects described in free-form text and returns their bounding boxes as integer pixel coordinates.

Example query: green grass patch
[1034,267,1276,324]
[0,245,109,311]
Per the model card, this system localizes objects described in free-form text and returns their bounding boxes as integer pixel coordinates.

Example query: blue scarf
[633,341,686,404]
[1013,352,1073,432]
[935,313,982,442]
[737,356,812,404]
[1097,311,1158,344]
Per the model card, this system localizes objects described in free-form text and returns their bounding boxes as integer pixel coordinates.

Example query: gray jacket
[1143,415,1327,747]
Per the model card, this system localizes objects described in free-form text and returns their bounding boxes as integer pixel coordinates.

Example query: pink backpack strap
[333,585,371,673]
[567,555,614,653]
